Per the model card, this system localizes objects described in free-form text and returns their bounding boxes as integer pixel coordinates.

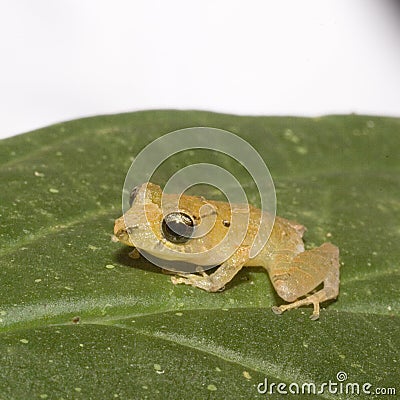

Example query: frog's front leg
[171,249,248,292]
[128,248,140,259]
[268,242,340,320]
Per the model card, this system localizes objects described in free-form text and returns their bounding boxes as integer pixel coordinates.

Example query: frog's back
[246,214,306,267]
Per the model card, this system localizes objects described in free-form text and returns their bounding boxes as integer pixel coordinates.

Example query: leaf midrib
[112,322,337,400]
[1,301,398,334]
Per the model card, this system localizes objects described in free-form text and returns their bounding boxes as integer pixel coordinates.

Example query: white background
[0,0,399,139]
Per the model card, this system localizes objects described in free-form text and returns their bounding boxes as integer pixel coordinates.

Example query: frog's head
[114,182,212,264]
[114,182,163,247]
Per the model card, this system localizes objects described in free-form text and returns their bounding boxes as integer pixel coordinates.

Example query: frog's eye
[162,212,194,244]
[129,186,140,206]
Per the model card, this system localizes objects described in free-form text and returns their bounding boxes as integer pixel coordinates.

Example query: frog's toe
[170,276,188,285]
[170,274,199,285]
[128,248,140,259]
[310,311,320,321]
[310,302,320,320]
[271,305,284,315]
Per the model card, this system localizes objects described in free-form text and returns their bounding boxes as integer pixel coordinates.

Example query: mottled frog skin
[114,183,340,319]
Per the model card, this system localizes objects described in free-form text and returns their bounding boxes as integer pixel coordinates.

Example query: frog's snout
[114,216,126,236]
[114,216,139,247]
[114,217,132,244]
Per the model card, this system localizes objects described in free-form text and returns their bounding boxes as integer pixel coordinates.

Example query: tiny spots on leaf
[296,146,308,155]
[243,371,252,380]
[153,363,165,374]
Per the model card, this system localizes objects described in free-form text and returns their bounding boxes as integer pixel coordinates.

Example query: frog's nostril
[114,216,129,235]
[114,225,139,240]
[115,229,126,239]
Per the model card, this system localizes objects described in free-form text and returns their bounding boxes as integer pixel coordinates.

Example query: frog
[114,182,340,320]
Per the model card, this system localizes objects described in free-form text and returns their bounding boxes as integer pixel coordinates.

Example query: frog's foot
[272,293,323,320]
[128,248,140,259]
[171,271,220,292]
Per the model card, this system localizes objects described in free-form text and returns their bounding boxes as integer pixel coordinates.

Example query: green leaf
[1,111,399,399]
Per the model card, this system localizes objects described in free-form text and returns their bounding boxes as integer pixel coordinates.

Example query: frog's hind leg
[269,243,340,320]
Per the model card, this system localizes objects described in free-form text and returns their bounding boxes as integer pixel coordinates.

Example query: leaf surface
[1,111,399,399]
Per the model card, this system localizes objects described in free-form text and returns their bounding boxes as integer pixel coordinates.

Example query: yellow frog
[114,182,340,320]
